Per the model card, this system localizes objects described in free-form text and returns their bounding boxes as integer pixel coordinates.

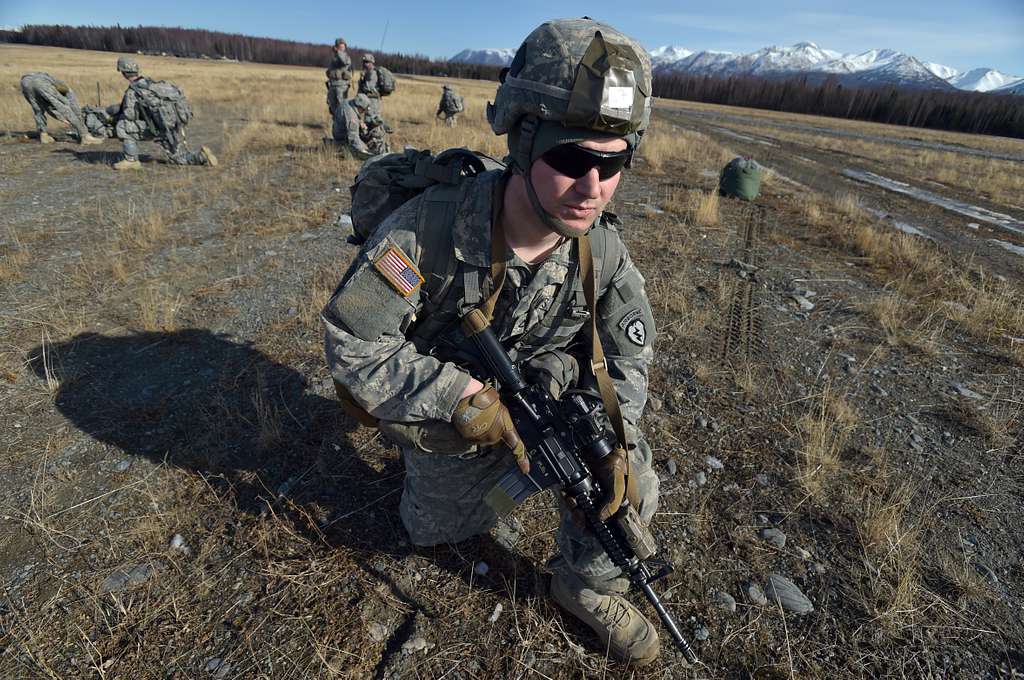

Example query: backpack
[719,156,762,201]
[81,105,115,138]
[376,67,396,96]
[132,79,192,133]
[348,147,503,246]
[450,93,464,114]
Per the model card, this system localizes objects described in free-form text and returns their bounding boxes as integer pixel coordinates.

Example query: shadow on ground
[54,148,150,165]
[24,330,539,603]
[26,329,404,550]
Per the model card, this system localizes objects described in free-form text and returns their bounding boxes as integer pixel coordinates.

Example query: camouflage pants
[116,118,204,165]
[441,113,457,128]
[20,76,88,139]
[326,80,350,116]
[399,437,660,593]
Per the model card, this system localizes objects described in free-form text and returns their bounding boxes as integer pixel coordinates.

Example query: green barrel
[719,156,762,201]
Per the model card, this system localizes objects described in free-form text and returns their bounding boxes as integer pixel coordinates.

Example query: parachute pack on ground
[376,67,396,96]
[132,79,193,133]
[81,104,118,138]
[719,156,763,201]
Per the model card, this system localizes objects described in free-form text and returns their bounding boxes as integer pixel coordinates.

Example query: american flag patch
[373,244,423,298]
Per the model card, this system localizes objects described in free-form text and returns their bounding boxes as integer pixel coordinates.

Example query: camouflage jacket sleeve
[344,104,369,152]
[589,236,656,449]
[322,198,471,422]
[120,85,140,122]
[326,52,352,81]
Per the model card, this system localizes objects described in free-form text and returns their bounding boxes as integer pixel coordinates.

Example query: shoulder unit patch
[374,244,423,298]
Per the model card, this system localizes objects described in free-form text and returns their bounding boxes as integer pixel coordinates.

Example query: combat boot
[80,134,103,146]
[39,132,55,144]
[550,572,660,666]
[199,146,218,167]
[113,158,141,171]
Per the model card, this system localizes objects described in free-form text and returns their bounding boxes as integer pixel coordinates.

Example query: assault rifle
[462,310,699,664]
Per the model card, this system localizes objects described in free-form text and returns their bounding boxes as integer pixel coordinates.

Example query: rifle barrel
[640,581,698,664]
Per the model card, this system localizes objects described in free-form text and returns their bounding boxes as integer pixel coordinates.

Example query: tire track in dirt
[661,107,1024,281]
[720,205,768,364]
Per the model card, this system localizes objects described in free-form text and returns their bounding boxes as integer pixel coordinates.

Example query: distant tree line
[0,25,503,81]
[654,72,1024,139]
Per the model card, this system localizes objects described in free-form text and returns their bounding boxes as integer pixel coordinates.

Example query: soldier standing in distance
[435,84,463,128]
[326,37,353,117]
[357,53,381,117]
[323,18,661,666]
[112,57,217,171]
[19,72,102,145]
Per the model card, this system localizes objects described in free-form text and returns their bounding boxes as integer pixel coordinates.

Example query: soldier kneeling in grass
[112,57,217,171]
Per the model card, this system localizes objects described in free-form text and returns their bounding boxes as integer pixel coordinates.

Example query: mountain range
[450,42,1024,95]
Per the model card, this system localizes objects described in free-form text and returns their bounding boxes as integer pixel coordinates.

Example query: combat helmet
[352,93,371,111]
[487,17,652,236]
[116,56,140,75]
[362,53,375,64]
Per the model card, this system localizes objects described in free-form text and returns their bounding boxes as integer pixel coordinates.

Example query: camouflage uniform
[357,66,381,117]
[436,86,462,128]
[326,48,353,115]
[20,72,90,140]
[82,104,119,139]
[361,112,390,155]
[322,169,658,591]
[331,97,371,156]
[116,77,206,165]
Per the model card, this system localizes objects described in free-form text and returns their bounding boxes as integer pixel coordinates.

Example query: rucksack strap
[578,234,629,453]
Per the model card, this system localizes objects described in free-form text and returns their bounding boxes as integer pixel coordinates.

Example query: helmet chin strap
[519,165,594,239]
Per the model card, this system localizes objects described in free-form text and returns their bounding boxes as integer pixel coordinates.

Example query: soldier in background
[360,111,391,156]
[112,57,217,171]
[331,93,373,158]
[19,72,102,145]
[435,84,464,127]
[323,18,661,667]
[357,53,381,116]
[326,37,353,117]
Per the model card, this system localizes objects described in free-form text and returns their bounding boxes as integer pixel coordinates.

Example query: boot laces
[594,596,632,630]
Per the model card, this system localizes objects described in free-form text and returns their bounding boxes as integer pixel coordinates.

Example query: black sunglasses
[540,143,631,180]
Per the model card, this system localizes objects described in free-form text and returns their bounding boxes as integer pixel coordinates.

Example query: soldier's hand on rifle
[592,447,637,521]
[452,383,529,473]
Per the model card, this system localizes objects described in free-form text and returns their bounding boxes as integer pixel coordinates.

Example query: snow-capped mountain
[950,68,1024,92]
[653,42,1021,94]
[650,45,693,66]
[449,48,515,67]
[924,61,960,80]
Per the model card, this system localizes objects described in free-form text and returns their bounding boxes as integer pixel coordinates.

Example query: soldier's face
[530,137,627,233]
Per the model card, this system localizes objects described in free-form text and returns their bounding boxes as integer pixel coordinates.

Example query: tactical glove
[452,384,528,473]
[592,447,640,521]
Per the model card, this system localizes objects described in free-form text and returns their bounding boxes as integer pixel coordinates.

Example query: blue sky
[3,0,1023,75]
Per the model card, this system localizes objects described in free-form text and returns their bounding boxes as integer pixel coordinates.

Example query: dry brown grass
[852,481,927,630]
[690,189,720,227]
[136,283,182,332]
[639,124,732,175]
[0,227,31,283]
[794,383,855,497]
